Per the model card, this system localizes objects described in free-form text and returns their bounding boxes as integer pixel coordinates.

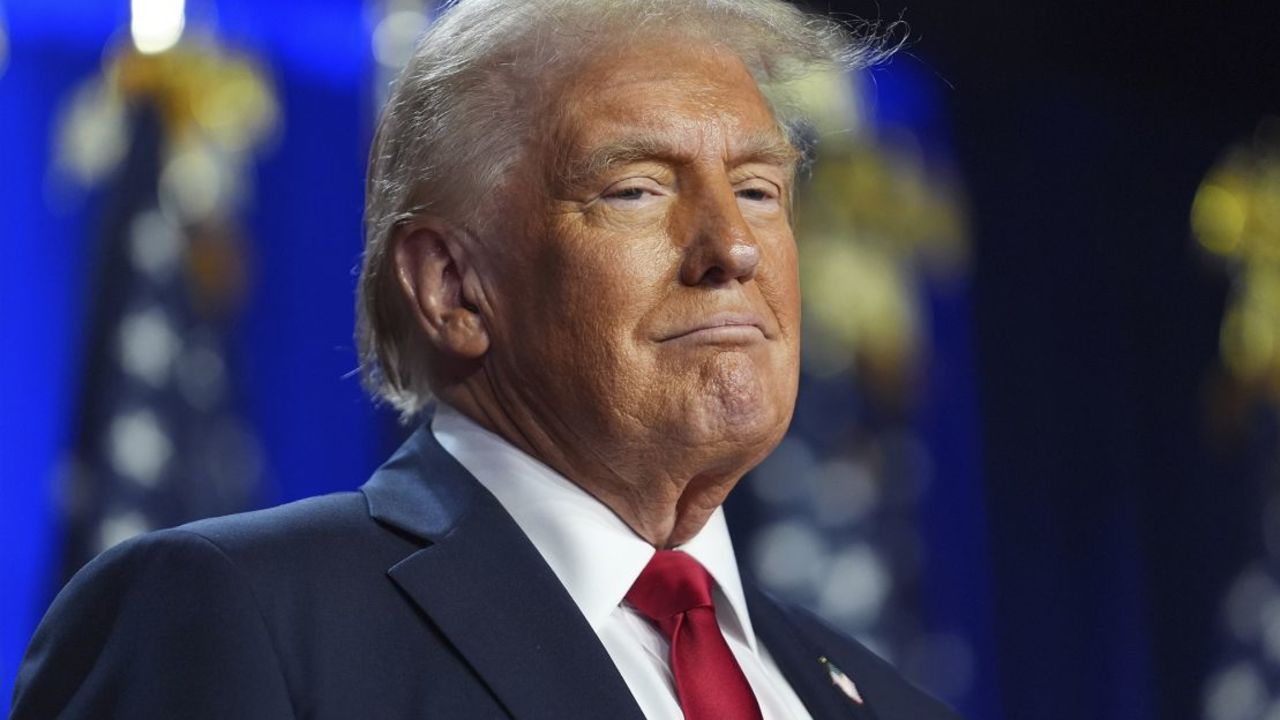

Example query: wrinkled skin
[395,40,801,547]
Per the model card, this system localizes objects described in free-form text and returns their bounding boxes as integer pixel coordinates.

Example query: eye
[605,187,651,201]
[736,187,775,202]
[735,180,781,205]
[599,178,666,207]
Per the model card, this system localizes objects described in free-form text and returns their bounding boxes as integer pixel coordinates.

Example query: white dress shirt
[432,404,814,720]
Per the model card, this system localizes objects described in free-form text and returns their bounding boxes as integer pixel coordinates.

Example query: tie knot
[625,550,716,622]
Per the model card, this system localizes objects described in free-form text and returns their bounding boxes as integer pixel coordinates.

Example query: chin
[687,351,795,453]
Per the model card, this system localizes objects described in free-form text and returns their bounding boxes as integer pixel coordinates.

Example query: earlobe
[392,219,490,360]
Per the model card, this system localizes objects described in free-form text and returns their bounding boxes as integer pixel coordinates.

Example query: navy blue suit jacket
[12,425,960,719]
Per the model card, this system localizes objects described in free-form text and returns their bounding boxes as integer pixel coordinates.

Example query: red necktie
[625,550,764,720]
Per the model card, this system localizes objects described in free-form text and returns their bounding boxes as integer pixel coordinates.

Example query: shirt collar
[430,403,758,652]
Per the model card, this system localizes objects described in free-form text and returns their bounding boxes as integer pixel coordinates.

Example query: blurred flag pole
[51,0,278,580]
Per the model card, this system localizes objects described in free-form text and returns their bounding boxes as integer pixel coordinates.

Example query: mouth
[658,312,768,344]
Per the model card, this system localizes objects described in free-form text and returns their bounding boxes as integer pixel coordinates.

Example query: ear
[392,217,490,360]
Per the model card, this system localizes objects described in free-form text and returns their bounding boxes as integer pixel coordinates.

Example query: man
[13,1,961,718]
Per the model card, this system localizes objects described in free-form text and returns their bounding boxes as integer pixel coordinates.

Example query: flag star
[129,208,182,279]
[107,408,172,487]
[818,543,891,628]
[1204,661,1266,720]
[96,509,152,553]
[118,306,182,387]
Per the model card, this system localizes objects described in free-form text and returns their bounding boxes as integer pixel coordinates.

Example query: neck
[438,382,745,548]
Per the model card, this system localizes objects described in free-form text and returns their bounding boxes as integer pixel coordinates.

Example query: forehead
[548,41,789,166]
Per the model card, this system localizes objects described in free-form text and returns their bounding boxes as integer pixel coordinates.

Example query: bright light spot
[118,307,183,387]
[160,143,228,222]
[372,10,429,69]
[1222,304,1277,381]
[129,209,182,278]
[1204,662,1267,720]
[1193,182,1248,256]
[790,69,866,136]
[56,82,129,185]
[97,510,152,553]
[817,543,890,626]
[752,521,828,593]
[191,63,278,153]
[108,409,173,487]
[800,237,919,379]
[1224,565,1274,643]
[131,0,185,55]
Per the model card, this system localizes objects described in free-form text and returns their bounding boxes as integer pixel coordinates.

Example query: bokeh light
[131,0,185,55]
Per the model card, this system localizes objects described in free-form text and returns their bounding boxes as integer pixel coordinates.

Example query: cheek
[544,230,673,338]
[763,235,802,327]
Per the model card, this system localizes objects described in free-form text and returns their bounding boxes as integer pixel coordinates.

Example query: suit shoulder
[13,527,295,718]
[38,492,375,606]
[773,598,965,720]
[13,493,409,718]
[172,491,420,591]
[177,491,369,546]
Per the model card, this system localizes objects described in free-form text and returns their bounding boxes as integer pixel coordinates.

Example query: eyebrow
[557,129,801,187]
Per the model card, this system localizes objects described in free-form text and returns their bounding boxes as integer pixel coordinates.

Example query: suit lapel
[746,583,880,720]
[362,424,645,720]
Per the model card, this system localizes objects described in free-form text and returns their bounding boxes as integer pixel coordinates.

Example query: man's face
[475,40,801,475]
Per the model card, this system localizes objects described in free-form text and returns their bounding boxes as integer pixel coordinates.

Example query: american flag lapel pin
[819,656,864,705]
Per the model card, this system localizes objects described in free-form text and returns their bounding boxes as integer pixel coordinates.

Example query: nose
[678,183,761,287]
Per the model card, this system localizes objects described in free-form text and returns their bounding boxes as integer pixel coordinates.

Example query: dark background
[810,0,1280,717]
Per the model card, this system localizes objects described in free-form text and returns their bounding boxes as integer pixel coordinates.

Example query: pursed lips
[658,312,769,343]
